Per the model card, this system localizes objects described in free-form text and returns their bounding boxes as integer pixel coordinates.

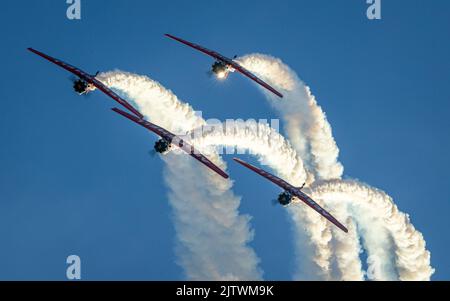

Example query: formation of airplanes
[27,47,228,179]
[27,34,347,233]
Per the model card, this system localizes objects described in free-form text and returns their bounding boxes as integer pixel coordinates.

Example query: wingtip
[274,91,283,98]
[338,224,349,233]
[134,111,144,120]
[213,165,229,179]
[111,107,130,117]
[111,107,125,116]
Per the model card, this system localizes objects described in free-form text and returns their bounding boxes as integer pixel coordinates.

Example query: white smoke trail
[326,205,365,281]
[97,65,434,280]
[189,119,306,183]
[235,54,434,280]
[189,120,336,279]
[189,113,434,280]
[97,70,332,280]
[236,54,343,181]
[235,54,348,279]
[189,121,347,280]
[310,180,434,281]
[97,71,262,280]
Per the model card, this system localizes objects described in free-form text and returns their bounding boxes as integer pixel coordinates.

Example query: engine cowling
[211,61,227,73]
[277,191,293,206]
[73,79,88,94]
[154,139,171,154]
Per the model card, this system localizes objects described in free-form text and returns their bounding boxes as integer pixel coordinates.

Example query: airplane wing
[165,34,230,64]
[233,158,348,233]
[27,48,144,119]
[164,34,283,98]
[227,62,284,98]
[112,107,229,179]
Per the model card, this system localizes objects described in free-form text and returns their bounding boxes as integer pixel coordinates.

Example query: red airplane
[165,34,283,98]
[27,48,143,119]
[233,158,348,233]
[112,107,229,179]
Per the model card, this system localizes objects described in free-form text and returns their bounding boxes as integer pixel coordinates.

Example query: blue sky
[0,0,449,280]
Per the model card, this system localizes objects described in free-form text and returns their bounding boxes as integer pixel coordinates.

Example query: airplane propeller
[68,75,91,98]
[271,199,279,206]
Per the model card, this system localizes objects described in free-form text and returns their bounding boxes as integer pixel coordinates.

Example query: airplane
[164,34,283,98]
[233,158,348,233]
[27,48,144,119]
[112,107,229,179]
